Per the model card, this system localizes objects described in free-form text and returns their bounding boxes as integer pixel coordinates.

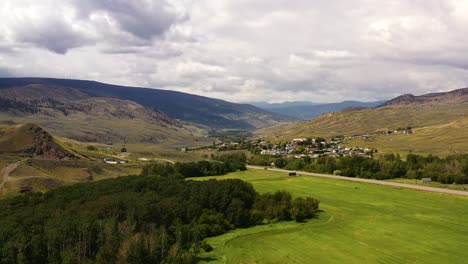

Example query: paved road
[248,165,468,197]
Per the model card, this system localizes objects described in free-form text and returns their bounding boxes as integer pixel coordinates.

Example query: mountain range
[0,78,292,130]
[251,100,385,120]
[257,87,468,154]
[381,87,468,107]
[0,83,205,144]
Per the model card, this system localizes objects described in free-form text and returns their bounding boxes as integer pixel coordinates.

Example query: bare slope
[0,84,205,144]
[0,123,77,159]
[0,78,293,129]
[0,124,141,195]
[381,87,468,107]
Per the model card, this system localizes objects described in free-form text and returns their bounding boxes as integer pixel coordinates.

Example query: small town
[256,137,376,158]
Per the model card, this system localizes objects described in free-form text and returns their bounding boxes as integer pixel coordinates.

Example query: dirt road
[0,162,21,191]
[153,158,175,164]
[248,165,468,197]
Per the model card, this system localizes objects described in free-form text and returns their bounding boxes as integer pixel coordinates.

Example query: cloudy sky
[1,0,468,103]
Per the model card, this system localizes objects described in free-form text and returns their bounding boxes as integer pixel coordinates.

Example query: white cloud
[1,0,468,103]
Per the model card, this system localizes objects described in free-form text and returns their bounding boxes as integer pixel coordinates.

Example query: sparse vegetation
[257,102,468,155]
[86,145,98,151]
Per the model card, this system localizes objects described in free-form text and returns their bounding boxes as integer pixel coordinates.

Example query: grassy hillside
[345,118,468,156]
[257,100,384,120]
[257,102,468,154]
[0,78,292,130]
[0,123,78,159]
[0,123,212,196]
[0,84,208,144]
[197,170,468,264]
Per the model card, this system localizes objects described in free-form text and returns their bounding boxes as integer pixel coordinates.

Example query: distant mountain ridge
[253,100,385,120]
[381,87,468,107]
[0,78,292,130]
[250,101,319,109]
[256,86,468,154]
[0,84,177,125]
[0,84,205,143]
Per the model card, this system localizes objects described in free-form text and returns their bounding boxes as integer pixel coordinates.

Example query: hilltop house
[103,158,127,164]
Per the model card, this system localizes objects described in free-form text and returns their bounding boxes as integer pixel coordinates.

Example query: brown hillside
[256,86,468,155]
[0,85,206,144]
[0,84,178,125]
[382,87,468,107]
[0,123,77,159]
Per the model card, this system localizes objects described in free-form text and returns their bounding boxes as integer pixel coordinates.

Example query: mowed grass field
[195,170,468,264]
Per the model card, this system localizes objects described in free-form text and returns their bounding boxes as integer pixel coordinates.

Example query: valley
[2,2,468,263]
[197,169,468,264]
[0,78,467,264]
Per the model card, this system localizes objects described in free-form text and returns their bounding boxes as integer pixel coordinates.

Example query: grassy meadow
[195,170,468,264]
[344,118,468,156]
[386,178,468,192]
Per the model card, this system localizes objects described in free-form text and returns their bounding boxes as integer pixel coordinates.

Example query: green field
[386,178,468,192]
[196,170,468,264]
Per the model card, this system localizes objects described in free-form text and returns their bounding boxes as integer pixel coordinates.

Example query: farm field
[195,170,468,264]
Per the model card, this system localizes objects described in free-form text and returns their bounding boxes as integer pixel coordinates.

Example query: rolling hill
[381,87,468,107]
[0,78,292,130]
[0,123,143,195]
[0,84,207,144]
[0,123,77,159]
[257,87,468,154]
[252,100,385,120]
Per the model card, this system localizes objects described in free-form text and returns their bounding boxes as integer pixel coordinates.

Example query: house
[103,158,127,164]
[292,138,307,144]
[104,158,118,164]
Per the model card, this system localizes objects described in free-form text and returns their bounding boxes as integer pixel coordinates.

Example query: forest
[249,153,468,183]
[0,160,318,264]
[141,153,247,178]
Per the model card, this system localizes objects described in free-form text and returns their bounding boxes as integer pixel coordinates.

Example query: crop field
[196,170,468,264]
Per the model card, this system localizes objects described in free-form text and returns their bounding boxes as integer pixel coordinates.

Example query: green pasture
[196,170,468,264]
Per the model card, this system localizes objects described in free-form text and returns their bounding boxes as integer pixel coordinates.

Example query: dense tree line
[253,191,320,223]
[142,154,247,178]
[0,165,319,263]
[250,153,468,183]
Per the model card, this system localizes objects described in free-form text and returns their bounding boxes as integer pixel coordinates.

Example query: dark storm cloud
[16,23,93,54]
[1,0,187,54]
[78,0,188,40]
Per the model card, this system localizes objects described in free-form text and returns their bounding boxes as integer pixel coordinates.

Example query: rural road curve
[153,158,175,164]
[0,161,21,190]
[247,165,468,197]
